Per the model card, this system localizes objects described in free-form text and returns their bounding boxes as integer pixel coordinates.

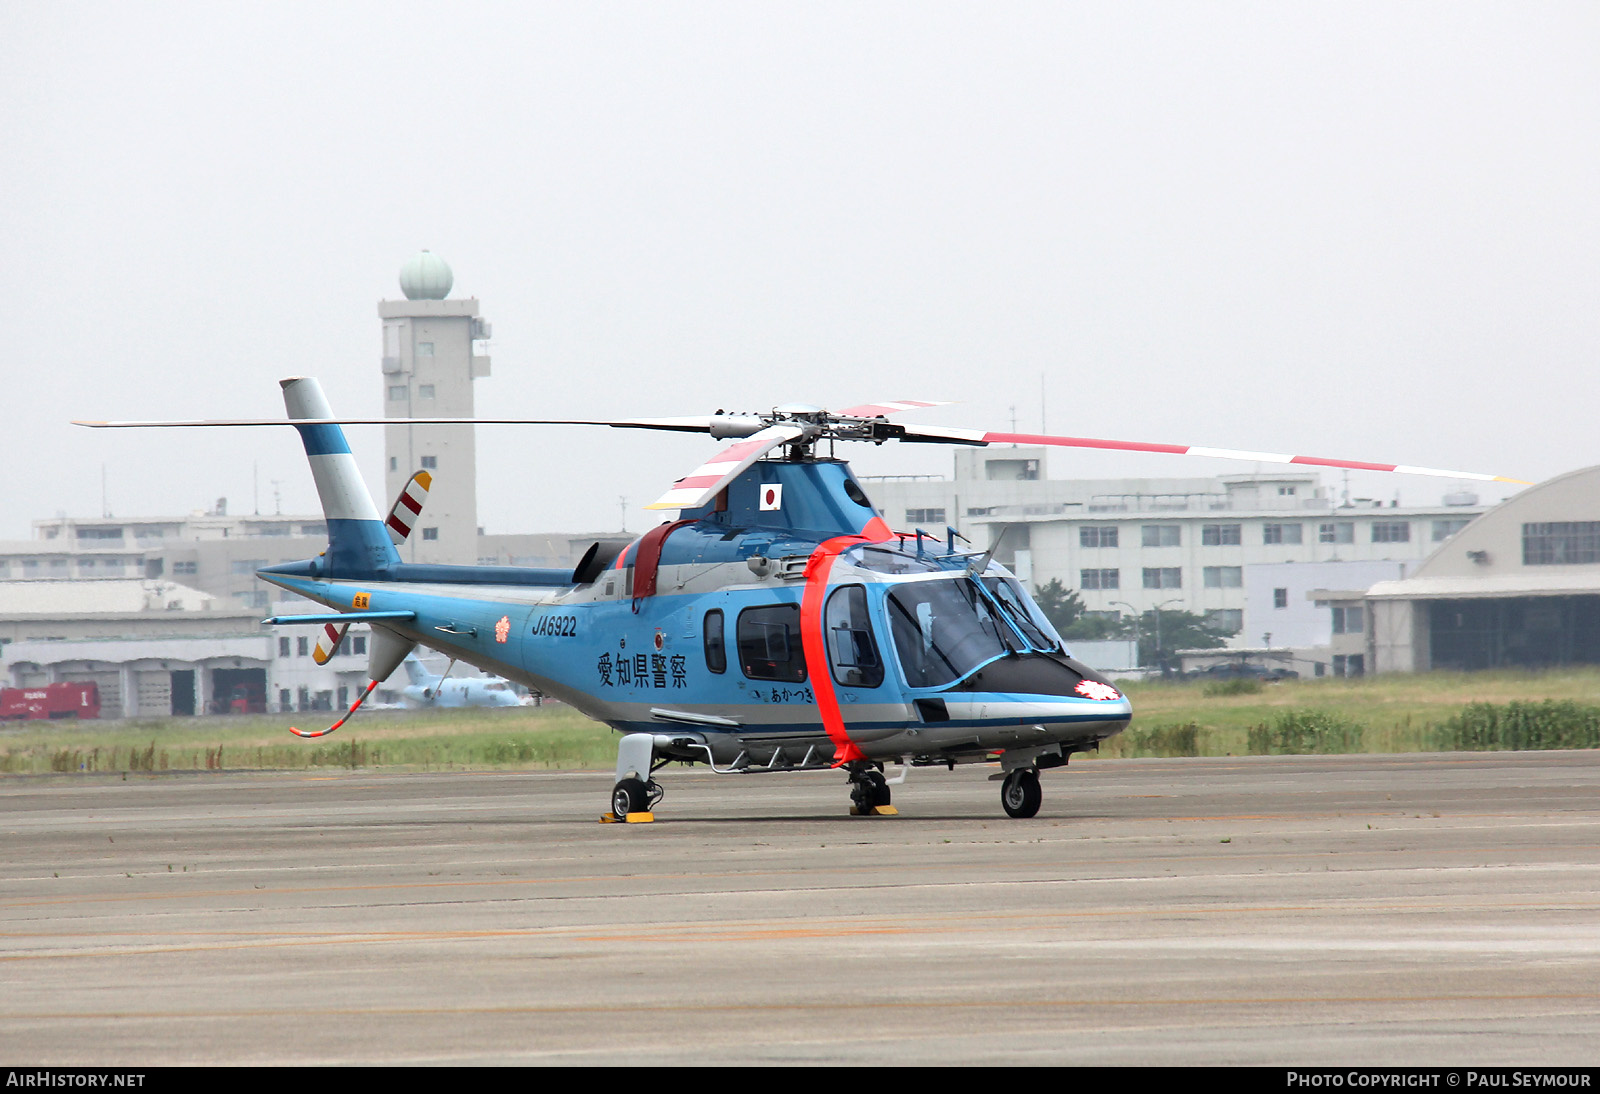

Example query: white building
[7,510,325,610]
[864,446,1487,635]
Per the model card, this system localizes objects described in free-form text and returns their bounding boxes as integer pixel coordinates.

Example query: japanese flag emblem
[760,484,783,511]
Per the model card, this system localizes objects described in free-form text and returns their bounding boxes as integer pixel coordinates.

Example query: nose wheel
[1000,768,1041,818]
[847,765,895,816]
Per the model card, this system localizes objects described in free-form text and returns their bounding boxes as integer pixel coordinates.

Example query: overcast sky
[4,2,1595,539]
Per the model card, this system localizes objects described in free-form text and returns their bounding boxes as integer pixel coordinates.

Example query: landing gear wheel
[612,777,649,817]
[847,766,891,813]
[865,769,891,808]
[1001,769,1041,819]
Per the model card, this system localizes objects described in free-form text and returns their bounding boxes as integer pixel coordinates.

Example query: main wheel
[612,777,649,817]
[865,769,891,808]
[1000,769,1041,819]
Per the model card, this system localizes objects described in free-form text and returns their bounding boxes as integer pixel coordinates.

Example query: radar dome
[398,250,453,300]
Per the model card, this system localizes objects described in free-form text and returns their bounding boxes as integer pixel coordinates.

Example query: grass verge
[4,669,1600,773]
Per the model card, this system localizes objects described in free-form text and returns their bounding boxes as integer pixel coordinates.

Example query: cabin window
[825,585,883,688]
[737,604,806,682]
[703,609,727,674]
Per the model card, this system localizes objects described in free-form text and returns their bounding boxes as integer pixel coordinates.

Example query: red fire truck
[0,682,102,721]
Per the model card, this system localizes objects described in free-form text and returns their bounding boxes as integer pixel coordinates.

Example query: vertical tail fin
[280,377,401,577]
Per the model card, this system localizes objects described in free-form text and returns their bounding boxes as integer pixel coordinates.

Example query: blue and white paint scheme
[248,378,1131,819]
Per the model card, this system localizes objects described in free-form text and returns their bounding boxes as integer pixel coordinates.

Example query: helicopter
[77,378,1523,821]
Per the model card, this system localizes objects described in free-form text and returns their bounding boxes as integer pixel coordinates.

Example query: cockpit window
[981,576,1061,651]
[885,578,1017,688]
[825,585,884,688]
[846,545,945,575]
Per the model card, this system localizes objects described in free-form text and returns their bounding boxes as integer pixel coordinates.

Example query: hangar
[1366,465,1600,672]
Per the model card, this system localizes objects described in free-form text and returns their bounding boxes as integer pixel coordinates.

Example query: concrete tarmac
[2,750,1599,1065]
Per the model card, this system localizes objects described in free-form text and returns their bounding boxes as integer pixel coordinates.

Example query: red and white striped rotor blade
[894,426,1528,484]
[646,424,808,510]
[385,470,432,544]
[835,399,951,419]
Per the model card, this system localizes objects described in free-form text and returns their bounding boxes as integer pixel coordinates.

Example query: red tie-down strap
[799,516,894,765]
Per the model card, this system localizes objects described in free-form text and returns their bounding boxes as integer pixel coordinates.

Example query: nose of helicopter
[952,651,1127,704]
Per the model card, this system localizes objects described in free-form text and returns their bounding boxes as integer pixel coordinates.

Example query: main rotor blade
[646,424,808,510]
[73,416,719,433]
[835,399,951,418]
[894,426,1529,484]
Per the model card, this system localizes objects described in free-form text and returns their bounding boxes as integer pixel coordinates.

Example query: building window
[173,560,197,575]
[388,386,407,401]
[1372,521,1411,543]
[75,527,124,541]
[1205,609,1242,634]
[420,455,437,469]
[1202,566,1242,588]
[279,637,291,657]
[422,528,439,541]
[1319,522,1354,544]
[297,636,309,656]
[389,457,398,471]
[1522,522,1600,565]
[417,341,434,357]
[1331,605,1364,634]
[1278,486,1297,496]
[1201,524,1241,546]
[1433,519,1471,542]
[1079,526,1118,549]
[353,636,367,655]
[905,508,946,525]
[1141,525,1181,548]
[1080,568,1119,590]
[1333,654,1365,677]
[1273,587,1289,609]
[1142,567,1182,589]
[1263,523,1303,545]
[418,384,435,399]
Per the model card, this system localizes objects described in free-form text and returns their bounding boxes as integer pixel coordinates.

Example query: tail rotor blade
[385,470,432,544]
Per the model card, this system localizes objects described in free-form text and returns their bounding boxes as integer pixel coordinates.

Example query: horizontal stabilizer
[262,611,418,626]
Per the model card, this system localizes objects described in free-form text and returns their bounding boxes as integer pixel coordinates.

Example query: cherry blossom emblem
[1074,680,1121,702]
[494,615,511,643]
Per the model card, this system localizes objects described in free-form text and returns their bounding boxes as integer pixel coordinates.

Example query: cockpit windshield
[885,578,1021,688]
[981,576,1062,652]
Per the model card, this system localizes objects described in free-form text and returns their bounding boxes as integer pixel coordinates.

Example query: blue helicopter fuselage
[259,456,1132,772]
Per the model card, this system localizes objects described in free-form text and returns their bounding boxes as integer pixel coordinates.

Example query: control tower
[379,251,492,564]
